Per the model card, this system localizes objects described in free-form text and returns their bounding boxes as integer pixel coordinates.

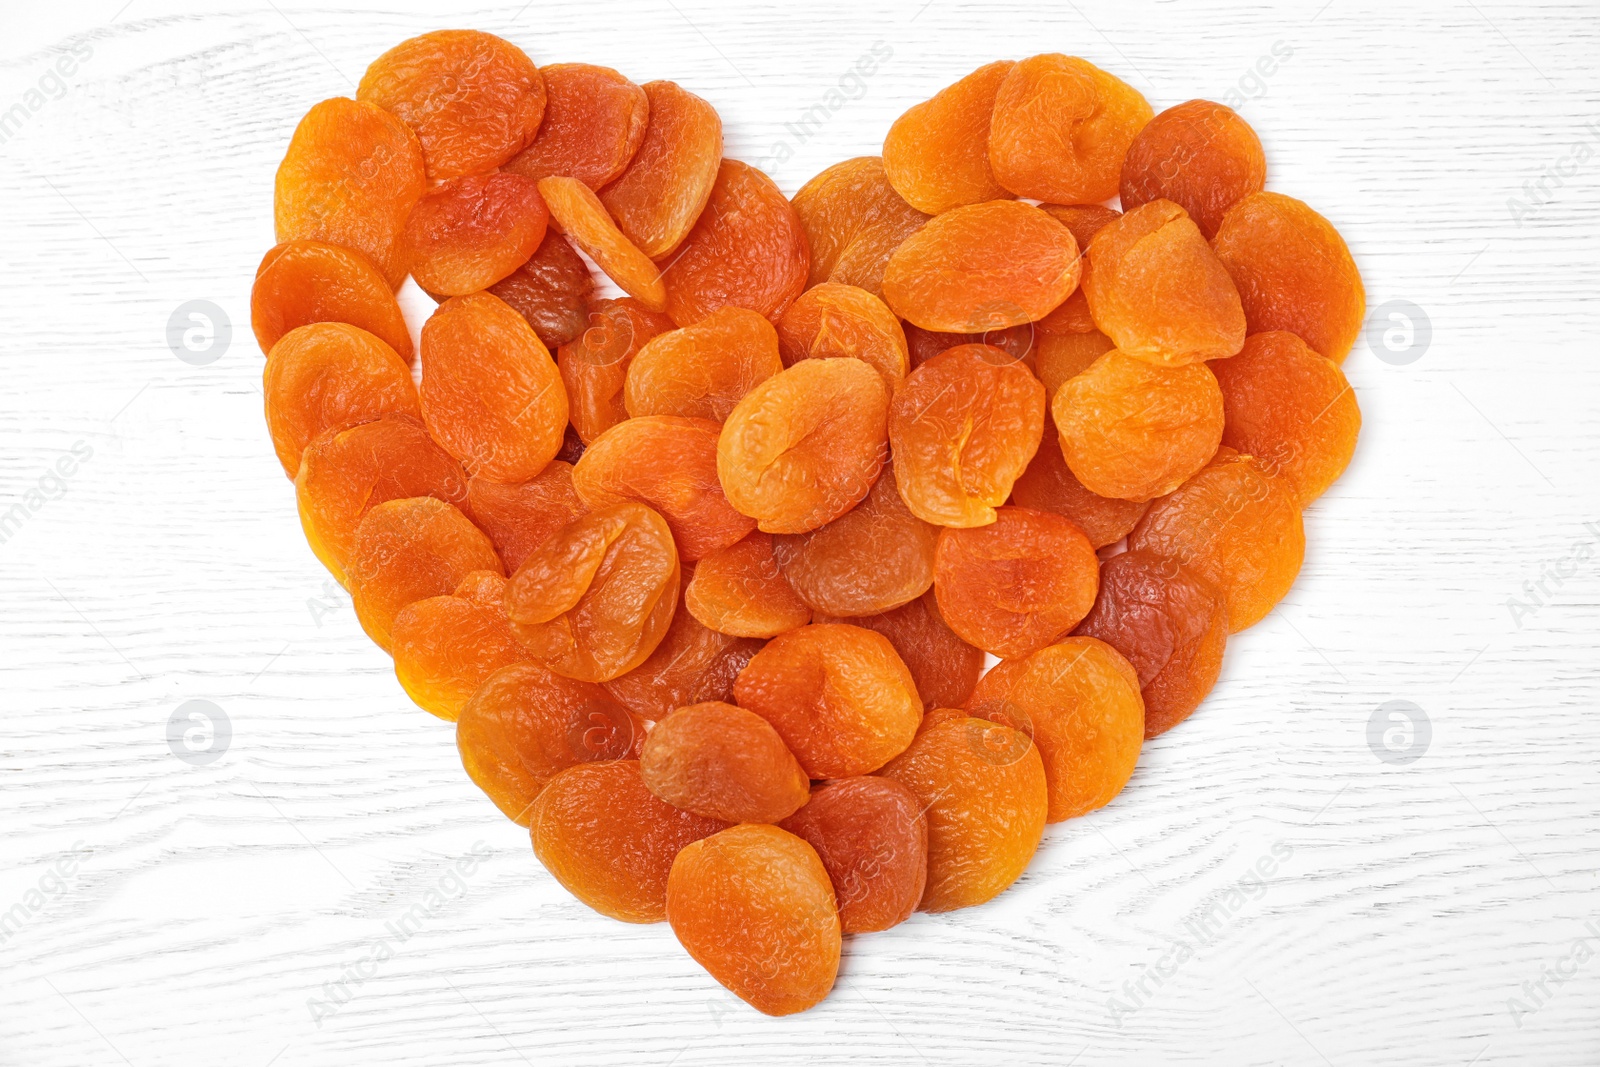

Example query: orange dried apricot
[779,776,927,934]
[791,156,929,296]
[878,715,1046,912]
[684,532,811,638]
[775,282,909,387]
[1128,449,1304,632]
[733,622,921,778]
[1052,350,1223,501]
[599,80,722,258]
[889,343,1045,527]
[465,461,588,574]
[392,572,530,721]
[667,823,839,1016]
[1010,412,1149,548]
[539,174,667,311]
[1034,329,1115,399]
[882,200,1080,332]
[251,240,412,362]
[1120,100,1266,240]
[535,760,727,923]
[903,322,1036,372]
[1040,203,1123,249]
[487,231,595,350]
[989,54,1153,204]
[420,292,568,484]
[504,63,649,188]
[263,322,418,477]
[641,701,810,823]
[882,61,1014,214]
[401,172,549,296]
[660,159,809,327]
[1211,191,1366,363]
[506,502,681,682]
[815,589,983,710]
[1074,548,1227,737]
[717,358,890,534]
[558,299,677,443]
[624,306,784,423]
[358,30,545,180]
[573,416,754,561]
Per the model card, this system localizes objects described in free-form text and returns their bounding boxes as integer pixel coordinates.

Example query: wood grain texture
[1,0,1598,1064]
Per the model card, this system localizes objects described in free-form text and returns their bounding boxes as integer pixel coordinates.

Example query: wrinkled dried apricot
[1010,412,1148,548]
[667,823,839,1016]
[535,760,726,923]
[989,54,1153,204]
[733,623,920,778]
[358,30,545,180]
[624,307,784,423]
[465,461,588,574]
[1035,204,1121,340]
[539,175,666,311]
[392,572,529,721]
[883,61,1014,214]
[506,502,680,682]
[251,240,413,361]
[815,590,983,710]
[641,701,810,823]
[775,283,909,387]
[263,322,418,478]
[1128,449,1304,632]
[274,97,426,289]
[1212,331,1361,506]
[488,231,596,351]
[420,292,568,484]
[889,344,1045,527]
[684,532,811,638]
[558,298,676,443]
[1074,548,1227,737]
[600,81,722,258]
[882,200,1080,332]
[903,322,1036,372]
[660,159,809,327]
[878,715,1046,912]
[1211,191,1366,363]
[504,63,649,188]
[792,156,929,296]
[718,358,890,534]
[401,172,549,296]
[573,416,754,561]
[1034,329,1115,399]
[779,776,927,934]
[1120,100,1266,240]
[1052,350,1223,501]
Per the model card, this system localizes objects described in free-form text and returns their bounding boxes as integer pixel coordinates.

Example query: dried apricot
[882,61,1014,214]
[889,343,1045,527]
[488,231,595,351]
[624,307,783,423]
[506,503,680,682]
[504,63,649,188]
[641,701,810,823]
[660,159,809,327]
[401,172,549,296]
[558,298,676,444]
[1040,203,1123,249]
[1211,191,1366,363]
[989,54,1153,204]
[791,156,929,296]
[684,532,811,638]
[600,81,722,258]
[251,240,412,362]
[1052,350,1223,501]
[1120,100,1265,240]
[1034,329,1115,399]
[358,30,545,180]
[392,572,529,721]
[667,823,839,1015]
[539,175,666,310]
[1010,411,1148,548]
[718,358,890,534]
[775,283,909,387]
[903,322,1035,372]
[420,292,567,484]
[778,776,927,934]
[815,590,983,710]
[465,461,588,574]
[733,623,921,778]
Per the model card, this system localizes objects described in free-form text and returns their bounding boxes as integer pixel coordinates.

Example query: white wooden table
[2,1,1596,1064]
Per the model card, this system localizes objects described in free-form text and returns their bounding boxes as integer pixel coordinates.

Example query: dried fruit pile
[256,32,1363,1016]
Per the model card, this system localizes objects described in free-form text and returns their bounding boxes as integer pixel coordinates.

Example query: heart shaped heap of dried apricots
[256,30,1363,1017]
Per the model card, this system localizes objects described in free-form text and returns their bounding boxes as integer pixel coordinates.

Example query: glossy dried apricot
[458,663,643,824]
[878,715,1046,912]
[358,30,545,180]
[684,532,811,638]
[667,823,839,1016]
[263,322,418,477]
[623,307,783,423]
[1010,411,1149,548]
[889,343,1045,528]
[1212,331,1361,506]
[1120,100,1266,240]
[535,760,726,923]
[660,159,809,327]
[251,240,412,362]
[815,590,983,710]
[539,175,666,311]
[465,461,587,574]
[401,172,549,296]
[392,572,529,721]
[600,81,722,258]
[882,200,1080,333]
[504,63,648,188]
[273,97,426,289]
[1212,191,1366,363]
[882,61,1014,214]
[347,496,503,651]
[1074,549,1227,737]
[558,298,676,443]
[934,505,1099,659]
[1128,449,1304,632]
[775,283,908,387]
[779,776,927,934]
[1082,199,1246,365]
[573,416,754,561]
[718,358,890,534]
[1052,350,1224,501]
[641,701,810,823]
[487,231,595,351]
[420,292,568,484]
[733,623,921,778]
[791,156,929,296]
[989,54,1153,204]
[506,503,680,682]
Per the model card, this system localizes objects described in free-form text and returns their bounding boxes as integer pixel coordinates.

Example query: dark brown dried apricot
[624,306,783,423]
[487,231,595,351]
[815,590,983,710]
[775,283,909,387]
[684,532,811,638]
[465,461,588,575]
[779,776,927,934]
[401,172,549,296]
[882,61,1014,214]
[791,156,929,296]
[504,62,649,189]
[251,240,413,361]
[600,81,722,258]
[641,701,810,823]
[1120,100,1266,240]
